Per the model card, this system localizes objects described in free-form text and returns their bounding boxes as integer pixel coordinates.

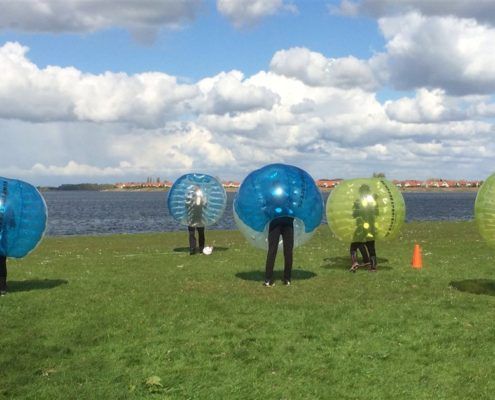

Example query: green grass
[1,221,495,399]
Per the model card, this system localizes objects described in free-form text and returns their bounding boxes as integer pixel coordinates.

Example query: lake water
[41,191,477,236]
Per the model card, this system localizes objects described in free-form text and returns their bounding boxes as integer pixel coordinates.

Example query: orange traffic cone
[411,244,422,269]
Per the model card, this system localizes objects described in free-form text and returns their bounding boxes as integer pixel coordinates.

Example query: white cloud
[197,71,280,114]
[369,13,495,95]
[270,47,377,90]
[110,123,236,170]
[0,0,202,42]
[385,89,467,123]
[2,38,495,185]
[0,120,237,184]
[217,0,296,27]
[336,0,495,27]
[335,3,495,96]
[0,43,281,126]
[0,42,198,126]
[31,161,127,176]
[468,99,495,118]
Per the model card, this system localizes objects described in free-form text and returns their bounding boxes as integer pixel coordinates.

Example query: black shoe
[0,290,6,296]
[189,249,196,255]
[263,280,275,287]
[283,280,291,286]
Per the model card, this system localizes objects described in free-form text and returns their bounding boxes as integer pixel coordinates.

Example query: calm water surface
[42,191,477,236]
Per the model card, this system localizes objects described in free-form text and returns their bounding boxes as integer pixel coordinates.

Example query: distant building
[392,179,482,189]
[402,180,422,188]
[116,177,483,190]
[316,179,343,188]
[424,179,441,188]
[222,181,240,188]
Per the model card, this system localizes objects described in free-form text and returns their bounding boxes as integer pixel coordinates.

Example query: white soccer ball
[202,246,213,255]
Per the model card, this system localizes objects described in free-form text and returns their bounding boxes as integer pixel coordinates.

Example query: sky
[1,0,495,186]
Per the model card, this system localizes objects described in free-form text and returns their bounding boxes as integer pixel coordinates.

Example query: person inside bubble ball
[0,206,15,296]
[350,184,379,272]
[264,216,294,287]
[186,186,207,255]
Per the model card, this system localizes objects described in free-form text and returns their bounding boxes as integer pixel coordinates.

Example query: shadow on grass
[236,269,317,282]
[173,247,229,253]
[450,279,495,296]
[7,279,68,293]
[321,256,392,271]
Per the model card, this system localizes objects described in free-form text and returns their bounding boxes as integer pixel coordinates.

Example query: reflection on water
[41,190,476,236]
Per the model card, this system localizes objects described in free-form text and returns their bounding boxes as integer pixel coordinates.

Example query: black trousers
[265,218,294,282]
[0,255,6,291]
[365,241,376,259]
[350,241,376,263]
[188,226,205,252]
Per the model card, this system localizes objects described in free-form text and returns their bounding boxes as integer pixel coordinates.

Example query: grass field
[1,221,495,399]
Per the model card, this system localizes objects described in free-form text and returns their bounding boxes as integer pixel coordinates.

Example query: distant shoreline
[322,187,479,193]
[41,186,480,193]
[398,187,478,193]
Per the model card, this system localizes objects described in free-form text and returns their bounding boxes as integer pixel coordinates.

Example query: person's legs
[350,242,361,271]
[0,256,7,294]
[188,226,196,255]
[365,241,377,271]
[281,223,294,283]
[197,227,205,252]
[265,223,281,284]
[359,243,370,266]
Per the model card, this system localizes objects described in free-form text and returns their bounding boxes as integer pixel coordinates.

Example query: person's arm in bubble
[0,208,14,253]
[352,200,360,219]
[185,192,193,207]
[7,209,16,229]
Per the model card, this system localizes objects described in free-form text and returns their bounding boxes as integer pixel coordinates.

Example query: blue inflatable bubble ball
[234,163,323,249]
[167,173,227,227]
[0,177,48,258]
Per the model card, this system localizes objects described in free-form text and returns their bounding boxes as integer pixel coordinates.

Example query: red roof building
[316,179,343,188]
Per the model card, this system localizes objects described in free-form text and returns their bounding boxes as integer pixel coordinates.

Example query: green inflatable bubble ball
[326,178,406,242]
[475,173,495,247]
